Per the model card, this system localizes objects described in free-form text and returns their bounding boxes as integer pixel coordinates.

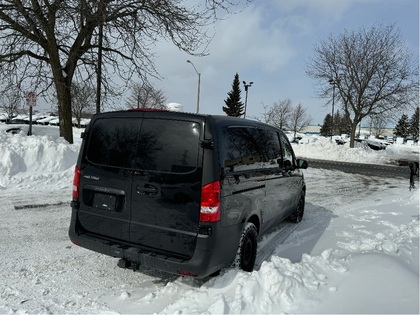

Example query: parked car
[366,139,389,150]
[36,116,58,125]
[72,118,91,128]
[8,119,28,124]
[0,113,9,123]
[69,110,308,279]
[48,117,60,126]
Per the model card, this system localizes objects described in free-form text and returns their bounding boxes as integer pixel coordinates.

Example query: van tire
[287,194,305,223]
[235,222,258,272]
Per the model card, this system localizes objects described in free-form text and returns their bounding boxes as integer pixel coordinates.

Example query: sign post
[26,91,36,136]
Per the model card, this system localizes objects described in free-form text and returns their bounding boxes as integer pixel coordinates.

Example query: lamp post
[243,81,253,118]
[186,60,201,113]
[329,78,337,141]
[95,0,105,114]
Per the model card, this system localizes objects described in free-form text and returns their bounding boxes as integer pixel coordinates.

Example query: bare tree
[0,1,241,143]
[262,99,293,130]
[71,83,95,128]
[369,114,388,138]
[289,103,312,138]
[0,87,21,121]
[307,24,418,148]
[125,82,166,110]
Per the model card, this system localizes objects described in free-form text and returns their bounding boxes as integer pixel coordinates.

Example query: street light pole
[187,60,201,113]
[243,81,253,118]
[329,79,337,141]
[96,0,105,114]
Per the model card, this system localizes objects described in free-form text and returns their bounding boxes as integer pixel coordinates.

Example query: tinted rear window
[86,118,201,173]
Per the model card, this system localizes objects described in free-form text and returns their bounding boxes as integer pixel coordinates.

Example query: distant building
[300,125,321,135]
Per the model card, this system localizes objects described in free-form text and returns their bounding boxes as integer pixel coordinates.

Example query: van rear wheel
[287,194,305,223]
[235,222,258,272]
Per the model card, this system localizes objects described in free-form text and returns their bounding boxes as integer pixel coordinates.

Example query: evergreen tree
[409,107,419,139]
[331,110,351,136]
[341,111,352,134]
[333,111,341,136]
[320,114,332,137]
[394,113,410,137]
[223,73,244,117]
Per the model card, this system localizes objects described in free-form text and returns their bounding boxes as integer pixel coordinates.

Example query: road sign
[26,91,36,106]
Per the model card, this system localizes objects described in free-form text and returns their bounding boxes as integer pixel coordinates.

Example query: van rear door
[79,114,203,259]
[129,118,202,259]
[78,117,140,243]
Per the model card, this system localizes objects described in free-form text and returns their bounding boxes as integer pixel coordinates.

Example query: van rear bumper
[69,209,240,279]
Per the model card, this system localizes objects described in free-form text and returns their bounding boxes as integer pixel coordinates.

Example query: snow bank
[156,249,348,314]
[293,136,419,164]
[0,133,76,176]
[0,126,81,190]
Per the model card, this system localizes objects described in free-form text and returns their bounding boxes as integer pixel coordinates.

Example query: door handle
[137,184,159,195]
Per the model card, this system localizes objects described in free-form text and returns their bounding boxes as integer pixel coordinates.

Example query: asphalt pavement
[306,158,412,179]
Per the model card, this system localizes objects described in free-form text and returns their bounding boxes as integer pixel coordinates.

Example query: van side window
[279,132,295,168]
[261,129,281,163]
[223,127,263,170]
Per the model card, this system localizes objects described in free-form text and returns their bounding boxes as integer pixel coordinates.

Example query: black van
[69,110,308,278]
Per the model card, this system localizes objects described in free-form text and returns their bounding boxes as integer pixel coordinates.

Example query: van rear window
[86,118,201,173]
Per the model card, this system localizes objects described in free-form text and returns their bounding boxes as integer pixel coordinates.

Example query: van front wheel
[235,222,258,272]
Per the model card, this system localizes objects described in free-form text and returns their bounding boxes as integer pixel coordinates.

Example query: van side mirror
[296,159,308,169]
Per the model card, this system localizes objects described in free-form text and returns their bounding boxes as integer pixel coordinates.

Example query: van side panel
[217,126,266,228]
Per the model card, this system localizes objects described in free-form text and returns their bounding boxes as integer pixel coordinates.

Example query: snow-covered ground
[0,124,419,314]
[293,133,419,166]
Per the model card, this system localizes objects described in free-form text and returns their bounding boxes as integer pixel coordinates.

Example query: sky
[147,0,419,125]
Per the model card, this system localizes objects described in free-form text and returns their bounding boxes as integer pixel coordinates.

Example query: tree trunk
[61,95,74,144]
[55,79,74,144]
[349,121,358,148]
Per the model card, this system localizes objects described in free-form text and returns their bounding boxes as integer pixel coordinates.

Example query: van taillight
[72,165,81,200]
[200,181,221,222]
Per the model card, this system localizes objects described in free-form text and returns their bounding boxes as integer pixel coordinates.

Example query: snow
[293,134,419,165]
[0,124,419,314]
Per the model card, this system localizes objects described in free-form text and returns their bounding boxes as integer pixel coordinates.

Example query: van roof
[91,110,275,130]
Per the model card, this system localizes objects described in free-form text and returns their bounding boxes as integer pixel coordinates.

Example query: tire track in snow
[255,223,299,268]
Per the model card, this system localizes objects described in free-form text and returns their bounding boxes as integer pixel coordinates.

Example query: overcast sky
[148,0,419,125]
